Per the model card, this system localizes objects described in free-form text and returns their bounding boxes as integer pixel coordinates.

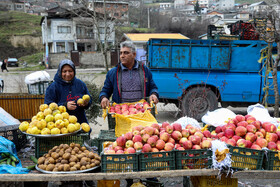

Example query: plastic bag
[201,108,236,127]
[0,137,29,174]
[171,116,200,129]
[115,110,158,137]
[24,71,51,84]
[247,103,280,127]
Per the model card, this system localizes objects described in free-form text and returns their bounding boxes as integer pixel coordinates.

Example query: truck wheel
[181,87,218,121]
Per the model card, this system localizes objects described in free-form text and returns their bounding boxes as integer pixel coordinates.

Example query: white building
[216,0,235,10]
[41,9,115,53]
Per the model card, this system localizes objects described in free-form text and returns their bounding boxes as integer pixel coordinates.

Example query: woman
[44,59,92,123]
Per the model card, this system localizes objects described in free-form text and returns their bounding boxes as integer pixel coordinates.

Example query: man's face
[120,47,136,68]
[61,65,74,81]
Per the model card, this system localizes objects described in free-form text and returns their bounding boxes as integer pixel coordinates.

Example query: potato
[65,148,72,153]
[56,157,63,163]
[52,146,58,152]
[80,159,87,166]
[51,152,59,160]
[58,164,64,171]
[90,163,96,168]
[81,146,87,151]
[64,164,70,171]
[94,160,100,166]
[71,150,76,155]
[75,143,81,148]
[70,143,75,148]
[63,144,69,149]
[83,150,89,155]
[69,155,77,163]
[63,153,71,160]
[48,157,55,164]
[88,152,95,159]
[38,157,45,165]
[53,168,59,172]
[80,165,86,170]
[69,162,76,167]
[95,155,101,161]
[77,154,83,160]
[74,163,80,170]
[61,159,69,164]
[78,151,82,154]
[59,150,64,157]
[46,164,55,171]
[59,144,64,149]
[70,166,77,171]
[86,164,91,169]
[38,164,46,170]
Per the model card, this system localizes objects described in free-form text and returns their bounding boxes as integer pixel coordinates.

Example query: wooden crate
[0,93,44,122]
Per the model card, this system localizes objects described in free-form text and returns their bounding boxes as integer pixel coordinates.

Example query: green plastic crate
[175,149,212,170]
[85,130,117,154]
[35,132,90,158]
[139,151,175,171]
[202,123,216,132]
[264,150,280,170]
[101,153,139,173]
[229,146,264,170]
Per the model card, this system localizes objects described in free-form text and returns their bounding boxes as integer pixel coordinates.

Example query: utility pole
[147,7,150,29]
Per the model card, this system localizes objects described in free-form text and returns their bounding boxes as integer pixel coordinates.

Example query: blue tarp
[0,137,29,174]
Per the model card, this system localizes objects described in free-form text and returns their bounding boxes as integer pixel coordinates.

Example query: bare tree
[253,1,280,116]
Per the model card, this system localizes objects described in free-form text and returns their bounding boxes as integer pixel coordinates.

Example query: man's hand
[149,94,159,104]
[101,97,110,109]
[67,100,77,110]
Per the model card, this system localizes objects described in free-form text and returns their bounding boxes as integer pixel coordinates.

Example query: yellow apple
[49,102,58,111]
[58,105,66,113]
[39,104,49,112]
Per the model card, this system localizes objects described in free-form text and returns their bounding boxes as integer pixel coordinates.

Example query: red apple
[235,126,247,137]
[151,123,160,130]
[235,115,245,122]
[133,135,142,143]
[124,131,133,140]
[265,123,277,133]
[182,129,190,138]
[134,142,143,150]
[246,125,257,133]
[156,139,165,150]
[251,120,261,130]
[215,126,222,133]
[171,131,182,141]
[201,139,212,149]
[182,140,193,150]
[125,140,134,148]
[256,138,268,148]
[236,139,247,148]
[142,144,152,152]
[232,135,241,142]
[226,139,236,146]
[251,144,262,150]
[268,141,277,151]
[266,132,278,142]
[220,136,229,142]
[192,145,201,150]
[126,147,136,154]
[142,134,150,143]
[190,135,201,145]
[246,116,256,124]
[116,136,126,147]
[202,130,211,138]
[160,132,170,142]
[165,125,174,134]
[237,121,248,127]
[161,122,170,128]
[255,131,264,138]
[245,132,257,142]
[172,123,182,132]
[224,129,234,139]
[245,140,252,148]
[164,142,174,151]
[147,137,157,147]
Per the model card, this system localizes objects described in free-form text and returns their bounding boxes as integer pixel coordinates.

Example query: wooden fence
[0,93,44,122]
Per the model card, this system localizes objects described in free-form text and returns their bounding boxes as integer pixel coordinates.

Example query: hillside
[0,11,42,60]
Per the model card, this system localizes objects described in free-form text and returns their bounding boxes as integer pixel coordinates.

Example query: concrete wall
[48,51,110,69]
[9,36,43,50]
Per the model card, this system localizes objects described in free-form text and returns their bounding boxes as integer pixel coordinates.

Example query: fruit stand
[2,101,280,187]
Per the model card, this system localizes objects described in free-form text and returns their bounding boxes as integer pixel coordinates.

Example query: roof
[123,33,189,43]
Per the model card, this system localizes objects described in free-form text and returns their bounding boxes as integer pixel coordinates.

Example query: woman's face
[61,65,74,81]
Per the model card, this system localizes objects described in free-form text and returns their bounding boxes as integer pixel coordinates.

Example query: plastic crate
[27,81,50,95]
[101,153,139,173]
[139,151,175,171]
[229,146,264,170]
[264,150,280,170]
[175,149,212,169]
[190,174,238,187]
[0,129,27,151]
[107,106,156,130]
[35,132,90,158]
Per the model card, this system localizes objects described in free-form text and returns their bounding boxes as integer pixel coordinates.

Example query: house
[215,0,235,10]
[41,7,115,54]
[174,0,188,9]
[121,33,189,63]
[88,0,129,25]
[0,0,25,12]
[207,11,224,19]
[247,1,268,15]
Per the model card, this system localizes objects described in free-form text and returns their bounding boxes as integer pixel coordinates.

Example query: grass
[12,64,46,71]
[0,11,42,37]
[18,52,44,65]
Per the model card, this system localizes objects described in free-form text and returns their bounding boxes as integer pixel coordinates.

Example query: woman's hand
[67,100,77,110]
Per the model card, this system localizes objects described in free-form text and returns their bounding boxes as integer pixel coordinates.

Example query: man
[99,41,159,108]
[1,59,9,72]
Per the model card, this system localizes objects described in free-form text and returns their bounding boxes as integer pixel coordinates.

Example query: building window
[114,5,118,8]
[114,13,119,16]
[16,4,23,9]
[99,27,105,34]
[77,26,94,38]
[58,26,71,33]
[56,42,65,53]
[123,5,126,8]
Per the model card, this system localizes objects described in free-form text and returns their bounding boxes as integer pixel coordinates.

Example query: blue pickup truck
[146,38,278,120]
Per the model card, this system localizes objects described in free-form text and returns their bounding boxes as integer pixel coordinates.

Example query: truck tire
[181,87,218,121]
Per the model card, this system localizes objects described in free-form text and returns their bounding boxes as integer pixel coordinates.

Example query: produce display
[104,122,212,154]
[19,102,91,135]
[37,143,101,172]
[211,114,280,151]
[109,101,151,115]
[0,152,19,167]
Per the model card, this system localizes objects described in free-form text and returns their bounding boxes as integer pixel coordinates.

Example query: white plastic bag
[171,116,201,129]
[24,71,51,84]
[201,108,236,127]
[247,103,280,127]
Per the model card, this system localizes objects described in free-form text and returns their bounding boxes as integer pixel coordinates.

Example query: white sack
[202,108,236,127]
[24,71,51,84]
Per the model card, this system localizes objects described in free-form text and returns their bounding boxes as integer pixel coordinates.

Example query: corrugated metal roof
[124,33,189,42]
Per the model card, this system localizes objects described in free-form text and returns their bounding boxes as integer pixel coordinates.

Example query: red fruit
[220,136,229,142]
[164,142,174,151]
[215,126,222,133]
[182,129,190,138]
[182,140,193,150]
[246,125,257,133]
[251,121,261,130]
[268,142,277,151]
[232,135,241,142]
[235,115,245,122]
[171,131,182,141]
[235,126,247,137]
[142,144,152,152]
[124,132,133,140]
[116,136,126,147]
[160,132,170,142]
[201,140,212,149]
[202,130,211,138]
[226,139,236,146]
[161,122,170,128]
[256,138,268,148]
[236,139,247,148]
[147,137,157,147]
[224,129,234,139]
[156,139,165,150]
[172,123,182,132]
[133,135,142,143]
[190,135,201,145]
[165,125,174,134]
[246,116,256,124]
[255,131,264,138]
[251,144,262,150]
[266,132,278,143]
[245,132,257,143]
[151,123,160,130]
[237,121,248,128]
[134,142,143,150]
[265,123,277,133]
[245,140,252,148]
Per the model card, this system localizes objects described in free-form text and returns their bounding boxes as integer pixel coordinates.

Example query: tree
[253,1,280,117]
[64,0,119,72]
[194,1,200,14]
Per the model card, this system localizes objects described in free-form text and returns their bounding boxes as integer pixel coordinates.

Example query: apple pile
[109,102,151,115]
[211,114,280,151]
[104,122,213,154]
